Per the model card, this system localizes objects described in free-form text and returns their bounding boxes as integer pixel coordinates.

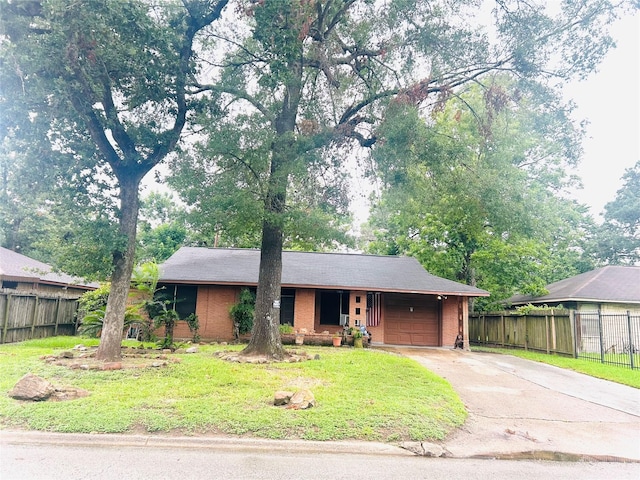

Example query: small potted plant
[351,327,364,348]
[332,333,342,347]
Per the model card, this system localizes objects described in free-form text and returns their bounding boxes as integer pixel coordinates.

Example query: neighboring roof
[0,247,96,290]
[159,247,489,297]
[509,266,640,306]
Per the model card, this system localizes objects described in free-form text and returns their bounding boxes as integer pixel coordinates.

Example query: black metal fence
[574,311,640,370]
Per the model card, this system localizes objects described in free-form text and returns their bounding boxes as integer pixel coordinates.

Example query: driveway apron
[382,347,640,461]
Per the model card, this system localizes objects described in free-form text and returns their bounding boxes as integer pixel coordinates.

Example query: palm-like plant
[78,306,143,338]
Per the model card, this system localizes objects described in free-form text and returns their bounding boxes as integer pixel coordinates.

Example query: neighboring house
[0,247,97,343]
[158,247,489,347]
[508,266,640,314]
[0,247,96,298]
[508,266,640,354]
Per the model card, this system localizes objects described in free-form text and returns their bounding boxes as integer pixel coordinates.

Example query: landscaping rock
[59,351,74,359]
[9,373,55,401]
[287,389,315,409]
[400,441,447,457]
[274,391,294,406]
[185,346,199,354]
[50,386,91,401]
[101,362,123,371]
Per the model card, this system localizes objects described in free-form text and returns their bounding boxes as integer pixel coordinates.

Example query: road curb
[0,430,413,457]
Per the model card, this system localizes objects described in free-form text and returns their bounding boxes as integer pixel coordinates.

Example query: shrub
[230,288,256,337]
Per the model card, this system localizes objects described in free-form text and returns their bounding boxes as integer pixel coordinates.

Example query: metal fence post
[598,309,605,364]
[628,311,635,370]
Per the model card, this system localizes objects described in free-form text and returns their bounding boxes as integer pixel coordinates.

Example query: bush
[230,288,256,337]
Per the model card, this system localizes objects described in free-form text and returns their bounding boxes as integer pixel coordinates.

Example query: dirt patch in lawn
[41,345,181,371]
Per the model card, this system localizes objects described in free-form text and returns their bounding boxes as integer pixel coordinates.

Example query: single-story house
[158,247,489,347]
[0,246,96,298]
[0,247,97,343]
[508,266,640,354]
[508,266,640,315]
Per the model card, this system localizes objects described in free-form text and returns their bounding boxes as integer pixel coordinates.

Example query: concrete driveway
[381,347,640,461]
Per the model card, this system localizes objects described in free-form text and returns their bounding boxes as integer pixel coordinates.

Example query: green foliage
[77,284,111,324]
[592,161,640,265]
[513,304,561,315]
[185,313,200,343]
[230,289,256,336]
[365,79,596,310]
[279,324,294,335]
[78,306,143,338]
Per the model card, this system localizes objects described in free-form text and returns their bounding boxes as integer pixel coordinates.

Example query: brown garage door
[384,293,440,346]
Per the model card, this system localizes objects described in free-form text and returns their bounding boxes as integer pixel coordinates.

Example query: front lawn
[472,346,640,389]
[0,337,466,442]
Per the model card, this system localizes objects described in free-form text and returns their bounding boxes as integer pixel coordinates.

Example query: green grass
[0,337,466,442]
[472,346,640,389]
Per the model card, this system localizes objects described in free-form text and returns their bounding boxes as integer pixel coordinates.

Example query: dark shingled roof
[0,247,96,289]
[159,247,489,297]
[509,266,640,305]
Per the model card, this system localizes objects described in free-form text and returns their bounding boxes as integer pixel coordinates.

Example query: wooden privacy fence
[470,309,640,369]
[0,293,79,344]
[469,310,574,356]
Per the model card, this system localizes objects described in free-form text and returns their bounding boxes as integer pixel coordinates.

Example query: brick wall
[174,285,239,341]
[349,290,367,328]
[294,289,316,333]
[439,296,469,349]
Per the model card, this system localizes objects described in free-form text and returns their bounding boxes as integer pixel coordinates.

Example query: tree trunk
[242,220,286,359]
[241,135,293,359]
[95,175,141,362]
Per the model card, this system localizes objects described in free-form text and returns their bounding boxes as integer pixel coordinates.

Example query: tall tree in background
[190,0,624,357]
[365,79,596,310]
[0,0,228,361]
[136,192,187,264]
[592,161,640,265]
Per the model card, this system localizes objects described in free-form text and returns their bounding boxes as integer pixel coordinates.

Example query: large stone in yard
[8,373,55,401]
[287,389,315,409]
[274,390,294,406]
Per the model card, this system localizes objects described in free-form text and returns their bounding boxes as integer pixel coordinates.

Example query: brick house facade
[160,248,488,348]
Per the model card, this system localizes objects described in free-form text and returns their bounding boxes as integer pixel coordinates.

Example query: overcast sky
[566,12,639,221]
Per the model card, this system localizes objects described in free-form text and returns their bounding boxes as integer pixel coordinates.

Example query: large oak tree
[190,0,626,357]
[0,0,228,361]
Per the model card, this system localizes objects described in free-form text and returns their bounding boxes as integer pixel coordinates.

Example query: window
[1,281,18,290]
[157,284,198,318]
[319,290,350,325]
[280,289,295,325]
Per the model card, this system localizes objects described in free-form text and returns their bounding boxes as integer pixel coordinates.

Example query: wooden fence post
[545,314,550,354]
[30,296,39,338]
[570,309,578,358]
[1,294,11,344]
[551,311,557,353]
[54,298,61,336]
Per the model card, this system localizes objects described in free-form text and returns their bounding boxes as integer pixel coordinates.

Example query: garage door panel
[384,293,440,346]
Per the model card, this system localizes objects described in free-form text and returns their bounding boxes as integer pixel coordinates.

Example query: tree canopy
[591,161,640,265]
[365,79,597,310]
[0,0,633,357]
[0,0,229,360]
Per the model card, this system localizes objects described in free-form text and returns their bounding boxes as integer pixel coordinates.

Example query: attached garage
[384,293,440,346]
[159,247,489,348]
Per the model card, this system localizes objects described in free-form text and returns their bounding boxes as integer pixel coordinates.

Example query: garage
[384,293,440,346]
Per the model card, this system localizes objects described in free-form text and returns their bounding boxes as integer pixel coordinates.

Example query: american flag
[366,292,382,327]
